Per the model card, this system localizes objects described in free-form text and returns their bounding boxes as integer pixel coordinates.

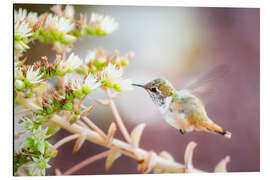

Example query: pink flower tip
[189,141,197,149]
[224,156,231,163]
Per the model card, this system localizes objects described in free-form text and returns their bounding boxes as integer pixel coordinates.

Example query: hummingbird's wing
[183,64,230,105]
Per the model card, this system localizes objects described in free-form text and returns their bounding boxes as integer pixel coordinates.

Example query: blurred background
[14,4,260,174]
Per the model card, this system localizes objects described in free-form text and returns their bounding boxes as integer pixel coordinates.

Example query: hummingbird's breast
[158,96,172,114]
[157,96,188,130]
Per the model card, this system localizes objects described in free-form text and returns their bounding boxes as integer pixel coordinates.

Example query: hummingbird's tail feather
[201,121,232,139]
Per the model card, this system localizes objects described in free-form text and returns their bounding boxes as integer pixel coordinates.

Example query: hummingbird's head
[132,78,175,106]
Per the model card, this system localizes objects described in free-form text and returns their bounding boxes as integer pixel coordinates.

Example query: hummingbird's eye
[151,87,157,93]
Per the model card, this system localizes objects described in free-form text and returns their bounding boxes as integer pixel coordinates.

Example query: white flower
[64,5,75,19]
[64,74,82,91]
[15,21,33,38]
[117,79,133,91]
[101,64,123,84]
[15,79,25,91]
[45,14,75,33]
[84,50,96,64]
[65,34,76,42]
[89,13,118,34]
[14,22,33,51]
[14,8,27,23]
[33,126,48,143]
[58,53,82,73]
[101,64,133,91]
[28,156,51,176]
[83,74,101,91]
[53,42,71,53]
[15,64,24,80]
[27,12,39,26]
[21,117,34,132]
[26,66,44,85]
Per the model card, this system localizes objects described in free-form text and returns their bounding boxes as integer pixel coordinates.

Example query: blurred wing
[183,64,230,105]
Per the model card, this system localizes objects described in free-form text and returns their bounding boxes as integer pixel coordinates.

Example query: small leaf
[24,98,42,111]
[106,122,117,145]
[105,151,122,171]
[214,156,230,172]
[137,151,156,174]
[184,141,197,172]
[159,151,174,162]
[55,168,62,176]
[83,104,95,116]
[95,99,109,105]
[73,131,87,152]
[131,123,146,148]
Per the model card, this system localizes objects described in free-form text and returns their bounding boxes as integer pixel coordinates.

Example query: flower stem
[80,115,107,140]
[54,134,80,150]
[49,114,194,173]
[104,87,132,145]
[78,94,87,109]
[63,150,113,175]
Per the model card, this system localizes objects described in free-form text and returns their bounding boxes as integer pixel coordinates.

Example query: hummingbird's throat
[148,91,172,109]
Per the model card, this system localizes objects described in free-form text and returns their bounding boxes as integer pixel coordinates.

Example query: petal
[73,131,87,152]
[106,122,117,145]
[105,150,122,171]
[159,151,174,162]
[184,141,197,172]
[137,151,156,174]
[55,168,62,176]
[130,123,146,148]
[214,156,230,172]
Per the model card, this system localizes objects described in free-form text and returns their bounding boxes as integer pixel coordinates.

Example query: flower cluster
[101,64,133,92]
[87,13,118,35]
[14,5,119,58]
[14,63,44,91]
[15,117,57,175]
[56,53,82,75]
[14,9,35,58]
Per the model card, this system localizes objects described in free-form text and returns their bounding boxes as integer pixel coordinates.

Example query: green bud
[82,85,92,94]
[55,71,66,77]
[120,59,129,66]
[85,26,96,35]
[95,28,107,36]
[44,141,57,158]
[15,79,25,91]
[24,78,33,87]
[74,109,80,115]
[67,69,74,73]
[46,124,60,137]
[70,114,79,124]
[72,29,84,37]
[53,101,61,109]
[45,107,54,114]
[73,90,83,98]
[76,65,89,75]
[62,101,73,111]
[65,92,74,101]
[25,91,34,98]
[113,84,121,92]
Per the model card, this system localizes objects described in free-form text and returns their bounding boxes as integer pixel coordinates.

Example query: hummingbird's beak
[132,83,146,88]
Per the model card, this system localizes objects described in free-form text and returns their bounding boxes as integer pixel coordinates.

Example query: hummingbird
[132,65,232,138]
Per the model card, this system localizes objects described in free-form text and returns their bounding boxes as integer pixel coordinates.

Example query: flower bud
[15,79,25,91]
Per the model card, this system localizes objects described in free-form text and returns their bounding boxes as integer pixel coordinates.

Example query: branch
[49,114,204,173]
